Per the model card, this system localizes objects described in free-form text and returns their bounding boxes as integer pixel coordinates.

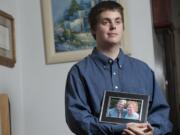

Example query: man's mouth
[108,33,118,37]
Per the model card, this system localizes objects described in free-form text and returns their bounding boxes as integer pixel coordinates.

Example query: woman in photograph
[125,101,140,120]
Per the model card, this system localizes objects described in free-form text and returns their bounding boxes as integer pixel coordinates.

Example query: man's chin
[106,40,121,46]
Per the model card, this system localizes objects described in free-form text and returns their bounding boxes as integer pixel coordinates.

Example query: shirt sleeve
[147,71,173,135]
[65,66,126,135]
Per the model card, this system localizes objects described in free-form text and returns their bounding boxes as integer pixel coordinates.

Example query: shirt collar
[91,47,126,68]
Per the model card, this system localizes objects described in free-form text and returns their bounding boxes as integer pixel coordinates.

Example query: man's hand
[143,123,154,135]
[122,122,154,135]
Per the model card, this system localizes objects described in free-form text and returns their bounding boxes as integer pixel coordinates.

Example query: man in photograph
[65,1,172,135]
[107,99,127,118]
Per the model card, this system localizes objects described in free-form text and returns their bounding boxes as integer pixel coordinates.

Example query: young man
[65,1,172,135]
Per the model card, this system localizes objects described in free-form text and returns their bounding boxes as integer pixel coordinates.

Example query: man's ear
[91,29,96,39]
[91,29,96,35]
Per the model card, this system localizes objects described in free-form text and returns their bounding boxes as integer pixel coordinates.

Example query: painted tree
[68,0,81,17]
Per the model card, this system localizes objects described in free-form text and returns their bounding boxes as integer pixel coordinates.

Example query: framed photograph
[0,94,11,135]
[99,91,150,124]
[41,0,131,64]
[0,10,16,67]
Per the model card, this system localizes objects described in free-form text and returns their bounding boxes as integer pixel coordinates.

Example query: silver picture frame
[99,91,150,124]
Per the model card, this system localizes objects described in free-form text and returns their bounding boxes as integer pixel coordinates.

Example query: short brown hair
[88,1,124,38]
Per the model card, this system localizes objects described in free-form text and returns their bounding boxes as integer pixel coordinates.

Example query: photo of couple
[106,98,141,120]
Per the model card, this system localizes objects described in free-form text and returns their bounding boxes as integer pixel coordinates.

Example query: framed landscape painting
[41,0,130,64]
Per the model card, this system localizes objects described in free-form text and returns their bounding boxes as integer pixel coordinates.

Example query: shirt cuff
[153,127,161,135]
[112,124,126,135]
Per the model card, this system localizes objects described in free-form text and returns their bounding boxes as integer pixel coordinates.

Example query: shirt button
[113,72,116,75]
[108,59,113,64]
[115,86,118,89]
[119,65,122,68]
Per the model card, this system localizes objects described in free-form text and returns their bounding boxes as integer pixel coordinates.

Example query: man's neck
[96,45,120,60]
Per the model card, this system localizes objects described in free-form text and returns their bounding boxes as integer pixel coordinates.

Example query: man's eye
[116,20,122,24]
[102,21,109,25]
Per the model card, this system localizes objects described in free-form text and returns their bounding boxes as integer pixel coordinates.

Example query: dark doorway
[151,0,180,134]
[153,27,179,135]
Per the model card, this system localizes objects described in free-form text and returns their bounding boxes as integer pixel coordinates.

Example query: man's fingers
[146,131,154,135]
[123,129,136,135]
[142,123,154,135]
[147,123,153,130]
[127,126,145,135]
[127,122,147,128]
[126,122,154,135]
[122,131,128,135]
[143,123,154,132]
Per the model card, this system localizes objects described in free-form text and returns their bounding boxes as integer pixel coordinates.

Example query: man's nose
[110,22,116,30]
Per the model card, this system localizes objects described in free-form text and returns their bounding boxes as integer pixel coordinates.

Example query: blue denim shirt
[107,108,127,118]
[65,48,172,135]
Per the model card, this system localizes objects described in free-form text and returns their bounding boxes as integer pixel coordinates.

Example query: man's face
[93,10,124,46]
[116,101,125,111]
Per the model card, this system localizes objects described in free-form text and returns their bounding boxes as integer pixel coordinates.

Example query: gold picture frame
[0,94,11,135]
[0,10,16,67]
[41,0,130,64]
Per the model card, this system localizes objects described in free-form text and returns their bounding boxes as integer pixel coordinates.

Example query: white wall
[0,0,24,135]
[127,1,155,69]
[0,0,155,135]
